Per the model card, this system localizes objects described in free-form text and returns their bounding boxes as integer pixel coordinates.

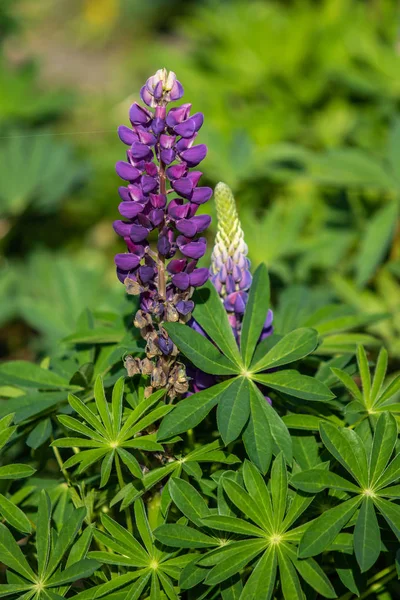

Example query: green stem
[115,453,133,533]
[51,437,70,483]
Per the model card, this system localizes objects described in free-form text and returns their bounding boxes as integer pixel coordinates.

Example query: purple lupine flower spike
[211,182,273,342]
[114,68,211,398]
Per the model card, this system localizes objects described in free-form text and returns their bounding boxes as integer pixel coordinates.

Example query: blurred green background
[1,0,400,362]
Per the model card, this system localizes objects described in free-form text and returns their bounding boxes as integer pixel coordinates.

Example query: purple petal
[118,201,144,219]
[167,259,187,274]
[169,80,184,101]
[174,113,204,138]
[160,134,176,149]
[113,220,132,237]
[189,268,209,287]
[139,265,155,283]
[172,177,193,198]
[114,253,140,270]
[179,240,206,259]
[166,163,187,180]
[140,86,154,107]
[127,184,144,202]
[168,201,190,220]
[160,148,176,164]
[172,272,190,290]
[118,186,131,201]
[130,142,152,160]
[176,218,197,237]
[192,214,211,233]
[118,126,138,145]
[157,235,171,256]
[149,209,164,226]
[191,187,213,204]
[158,335,174,355]
[141,175,158,194]
[151,118,165,135]
[176,300,194,315]
[129,102,152,125]
[136,127,156,146]
[116,161,141,181]
[187,171,202,187]
[149,193,167,208]
[130,224,149,242]
[166,104,192,127]
[180,144,208,167]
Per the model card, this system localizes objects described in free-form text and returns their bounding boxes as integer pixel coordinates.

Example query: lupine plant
[0,69,399,600]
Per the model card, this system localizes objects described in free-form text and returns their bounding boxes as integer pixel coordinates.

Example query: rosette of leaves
[158,264,334,472]
[84,499,192,600]
[0,413,35,533]
[0,490,98,599]
[52,376,168,487]
[333,345,400,421]
[154,457,337,599]
[292,412,400,574]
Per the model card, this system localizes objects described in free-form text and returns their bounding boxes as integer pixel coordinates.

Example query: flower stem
[51,436,70,484]
[157,158,167,300]
[115,453,133,533]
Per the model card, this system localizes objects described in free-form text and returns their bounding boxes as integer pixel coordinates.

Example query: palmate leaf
[0,491,98,599]
[332,344,400,418]
[293,413,400,571]
[52,377,166,486]
[88,499,192,599]
[155,457,335,597]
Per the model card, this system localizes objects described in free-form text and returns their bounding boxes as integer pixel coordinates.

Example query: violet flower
[114,68,211,397]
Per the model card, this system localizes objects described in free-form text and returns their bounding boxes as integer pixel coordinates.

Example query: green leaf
[284,544,337,598]
[217,377,250,444]
[277,546,303,600]
[331,368,363,402]
[0,464,35,480]
[63,327,125,344]
[271,453,287,529]
[0,523,35,581]
[0,360,76,390]
[282,414,325,430]
[355,201,398,287]
[201,515,265,537]
[47,558,100,586]
[134,500,153,555]
[0,494,32,533]
[205,539,266,585]
[37,491,52,577]
[164,322,239,375]
[376,376,400,406]
[239,546,277,600]
[45,507,87,578]
[251,328,318,372]
[243,460,274,532]
[111,376,125,437]
[291,469,360,494]
[320,422,368,487]
[154,524,216,548]
[26,418,52,449]
[117,448,142,479]
[193,281,242,366]
[369,412,397,485]
[100,451,114,487]
[370,347,388,403]
[240,263,270,367]
[157,379,233,441]
[169,478,210,526]
[222,478,266,530]
[94,375,112,433]
[68,394,108,438]
[354,497,381,572]
[260,392,292,464]
[375,453,400,489]
[242,382,272,473]
[299,496,361,558]
[373,496,400,540]
[253,371,334,402]
[357,345,371,404]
